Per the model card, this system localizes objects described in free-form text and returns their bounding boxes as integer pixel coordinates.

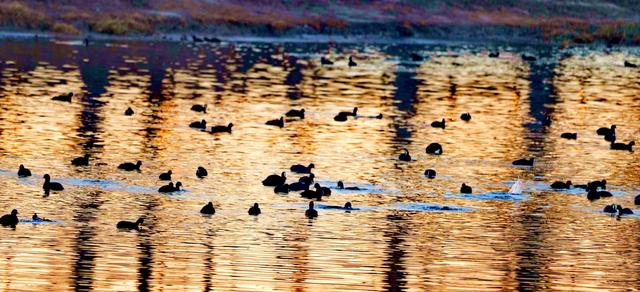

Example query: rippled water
[0,38,639,291]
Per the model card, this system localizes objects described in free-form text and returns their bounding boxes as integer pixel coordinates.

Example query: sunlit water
[0,38,639,291]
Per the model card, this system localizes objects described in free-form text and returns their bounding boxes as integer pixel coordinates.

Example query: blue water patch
[390,203,473,212]
[19,219,62,225]
[446,191,528,202]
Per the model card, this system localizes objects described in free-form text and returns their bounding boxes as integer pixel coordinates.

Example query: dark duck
[191,104,207,113]
[159,170,172,181]
[426,143,443,155]
[18,164,31,177]
[460,112,471,121]
[398,148,411,161]
[158,182,182,193]
[52,92,73,102]
[0,209,18,227]
[262,172,286,186]
[266,117,284,127]
[285,108,305,119]
[196,166,208,178]
[460,183,472,194]
[550,181,572,189]
[431,118,446,129]
[71,154,90,166]
[118,161,142,171]
[200,202,215,215]
[190,119,207,129]
[610,141,634,152]
[560,132,577,139]
[116,218,144,230]
[424,169,436,179]
[305,201,318,218]
[248,203,261,216]
[290,163,314,174]
[512,158,534,166]
[124,107,134,116]
[337,181,361,190]
[209,123,233,133]
[43,174,64,191]
[32,213,53,222]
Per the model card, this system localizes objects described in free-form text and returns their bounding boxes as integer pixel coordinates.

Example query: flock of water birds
[0,51,638,230]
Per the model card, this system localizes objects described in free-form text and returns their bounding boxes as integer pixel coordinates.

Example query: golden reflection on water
[0,40,638,291]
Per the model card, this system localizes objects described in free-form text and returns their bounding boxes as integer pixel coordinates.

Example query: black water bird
[116,217,144,230]
[291,163,314,173]
[431,118,445,129]
[624,60,638,68]
[285,108,305,119]
[314,183,331,196]
[634,194,640,205]
[587,189,612,201]
[274,183,289,194]
[512,158,534,166]
[424,169,436,179]
[159,170,172,181]
[43,174,64,191]
[266,117,284,127]
[489,51,499,58]
[289,181,310,191]
[426,143,443,155]
[301,186,322,200]
[71,154,90,166]
[118,161,142,171]
[321,57,333,65]
[196,166,208,178]
[597,125,616,136]
[460,183,472,194]
[124,107,134,116]
[337,181,362,190]
[248,203,261,215]
[560,133,577,139]
[604,132,616,142]
[333,113,348,122]
[191,104,207,113]
[348,56,357,67]
[210,123,233,133]
[522,54,537,61]
[52,92,73,102]
[263,172,286,186]
[32,213,52,222]
[298,173,315,185]
[0,209,18,227]
[159,182,182,193]
[410,53,423,62]
[190,119,207,129]
[551,181,572,189]
[305,201,318,218]
[610,141,634,151]
[338,107,358,117]
[398,148,411,161]
[18,164,31,177]
[460,112,471,121]
[200,202,215,215]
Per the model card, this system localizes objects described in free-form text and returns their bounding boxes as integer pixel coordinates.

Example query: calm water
[0,38,639,291]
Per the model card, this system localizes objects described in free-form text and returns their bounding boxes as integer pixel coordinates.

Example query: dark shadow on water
[71,190,104,292]
[382,213,408,291]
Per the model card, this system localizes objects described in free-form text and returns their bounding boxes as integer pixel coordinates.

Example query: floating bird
[460,183,472,194]
[431,118,446,129]
[116,218,144,230]
[248,203,261,216]
[398,148,411,161]
[624,60,638,68]
[410,53,423,62]
[159,182,182,193]
[338,107,358,117]
[159,170,172,181]
[551,181,572,189]
[305,201,318,218]
[196,166,208,178]
[52,92,73,102]
[209,123,233,133]
[291,163,314,174]
[266,117,284,127]
[488,52,499,58]
[597,125,616,136]
[314,183,331,196]
[587,189,612,201]
[460,112,471,121]
[348,56,357,67]
[263,172,286,186]
[426,143,443,155]
[71,154,90,166]
[560,133,577,139]
[301,186,322,200]
[603,204,633,215]
[635,194,640,205]
[0,209,18,227]
[285,108,305,119]
[118,161,142,171]
[512,158,534,166]
[191,104,207,113]
[321,57,334,65]
[323,202,355,210]
[43,174,64,191]
[522,54,536,61]
[289,181,310,191]
[333,113,348,122]
[32,213,52,222]
[337,181,361,190]
[18,164,31,177]
[189,119,207,129]
[424,169,436,179]
[610,141,634,152]
[200,202,215,215]
[298,173,315,185]
[124,107,134,116]
[274,183,289,194]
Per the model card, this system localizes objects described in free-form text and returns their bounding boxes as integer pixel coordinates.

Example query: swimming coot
[410,53,423,62]
[274,183,290,194]
[266,117,284,127]
[333,112,348,122]
[71,154,90,166]
[314,183,331,196]
[262,172,286,186]
[460,112,471,121]
[587,189,613,201]
[52,92,73,102]
[18,164,31,177]
[298,173,315,185]
[624,60,638,68]
[285,108,305,119]
[597,125,616,136]
[200,202,215,215]
[290,163,314,174]
[604,132,616,142]
[512,158,534,166]
[248,203,261,216]
[426,143,443,155]
[305,201,318,218]
[43,174,64,191]
[348,56,357,67]
[551,181,572,189]
[321,57,334,66]
[159,170,172,181]
[189,119,207,129]
[116,217,144,230]
[431,118,445,129]
[289,181,310,191]
[610,141,634,152]
[338,107,358,117]
[158,182,182,193]
[560,133,577,139]
[424,169,436,179]
[488,52,499,58]
[191,104,207,113]
[522,54,537,62]
[0,209,18,227]
[301,186,322,200]
[124,107,134,116]
[398,148,411,161]
[196,166,208,178]
[32,213,52,222]
[460,183,472,194]
[118,161,142,171]
[209,123,233,134]
[337,181,361,190]
[635,194,640,205]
